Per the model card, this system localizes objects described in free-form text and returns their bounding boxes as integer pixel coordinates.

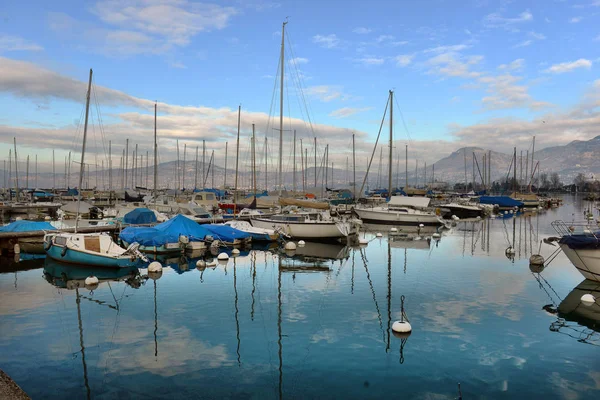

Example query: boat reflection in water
[554,279,600,345]
[42,258,145,400]
[279,241,350,272]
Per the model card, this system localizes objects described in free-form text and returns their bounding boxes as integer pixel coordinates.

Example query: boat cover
[119,227,179,247]
[123,208,157,225]
[204,224,251,242]
[279,197,330,210]
[479,196,523,208]
[559,234,600,250]
[0,220,56,232]
[154,214,210,242]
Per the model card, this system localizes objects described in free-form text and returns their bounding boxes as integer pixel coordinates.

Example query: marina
[1,195,600,398]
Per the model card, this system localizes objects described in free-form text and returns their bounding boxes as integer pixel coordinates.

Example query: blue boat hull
[479,196,523,209]
[120,240,182,254]
[45,243,136,268]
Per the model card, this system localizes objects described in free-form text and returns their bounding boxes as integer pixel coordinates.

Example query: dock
[0,369,30,400]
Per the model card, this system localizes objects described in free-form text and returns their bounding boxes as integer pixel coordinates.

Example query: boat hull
[121,240,182,255]
[353,208,442,226]
[560,244,600,281]
[441,206,484,219]
[45,243,135,268]
[250,218,349,239]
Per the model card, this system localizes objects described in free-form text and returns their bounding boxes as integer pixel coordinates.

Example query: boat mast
[146,150,149,188]
[388,90,393,200]
[314,137,317,189]
[26,155,29,189]
[194,146,199,190]
[278,20,287,196]
[252,123,257,197]
[75,68,93,233]
[529,135,535,192]
[202,140,206,189]
[352,133,356,199]
[52,150,55,191]
[300,138,305,192]
[265,137,268,191]
[125,138,129,190]
[224,142,228,190]
[182,143,186,190]
[234,105,241,199]
[293,129,296,192]
[513,147,517,193]
[464,149,467,194]
[405,144,408,190]
[153,102,158,199]
[13,138,19,201]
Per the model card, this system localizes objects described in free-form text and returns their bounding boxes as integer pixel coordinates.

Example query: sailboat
[249,21,360,240]
[44,69,145,268]
[353,91,444,226]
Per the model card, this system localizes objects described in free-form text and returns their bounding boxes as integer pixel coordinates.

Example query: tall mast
[300,139,305,192]
[278,20,287,196]
[108,140,112,192]
[183,143,186,190]
[8,150,11,201]
[153,102,158,198]
[405,144,408,189]
[314,137,317,188]
[35,155,37,188]
[234,105,241,197]
[26,155,29,189]
[488,150,491,190]
[464,149,467,194]
[530,136,536,192]
[352,133,356,199]
[513,147,517,193]
[52,150,55,190]
[194,146,199,190]
[252,124,257,197]
[202,140,206,189]
[13,138,19,201]
[75,68,93,232]
[211,150,215,188]
[388,90,393,199]
[134,143,138,188]
[125,139,129,190]
[293,129,296,192]
[146,150,149,188]
[224,142,228,190]
[264,137,268,191]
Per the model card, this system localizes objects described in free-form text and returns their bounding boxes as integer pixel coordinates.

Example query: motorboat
[250,210,360,240]
[353,196,443,226]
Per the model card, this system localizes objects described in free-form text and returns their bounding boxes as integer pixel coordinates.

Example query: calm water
[1,195,600,399]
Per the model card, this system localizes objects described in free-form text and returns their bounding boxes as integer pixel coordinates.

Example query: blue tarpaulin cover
[479,196,523,208]
[559,234,600,250]
[204,224,251,242]
[120,227,179,247]
[0,220,56,232]
[123,208,157,225]
[154,215,210,242]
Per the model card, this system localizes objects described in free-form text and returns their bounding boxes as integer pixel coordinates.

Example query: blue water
[1,195,599,399]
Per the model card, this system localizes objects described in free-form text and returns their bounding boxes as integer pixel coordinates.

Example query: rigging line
[91,79,109,166]
[360,248,386,345]
[393,96,413,143]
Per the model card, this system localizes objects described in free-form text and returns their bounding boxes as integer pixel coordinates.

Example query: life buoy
[61,246,68,257]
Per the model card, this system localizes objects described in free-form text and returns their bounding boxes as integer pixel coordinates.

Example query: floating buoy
[581,294,596,307]
[376,233,383,238]
[504,211,508,215]
[505,246,515,255]
[13,243,20,254]
[85,276,99,286]
[196,260,206,268]
[476,216,481,219]
[451,215,459,221]
[284,242,297,251]
[390,227,398,232]
[148,270,163,280]
[298,240,306,246]
[432,233,441,239]
[419,224,424,228]
[509,210,514,214]
[45,216,51,221]
[392,320,412,334]
[359,238,369,245]
[231,248,240,256]
[148,261,163,273]
[529,254,544,266]
[217,252,229,261]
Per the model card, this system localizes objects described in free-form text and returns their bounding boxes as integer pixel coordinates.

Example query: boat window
[55,236,67,246]
[206,194,215,200]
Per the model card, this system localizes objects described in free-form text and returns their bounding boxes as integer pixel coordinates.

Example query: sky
[0,0,599,176]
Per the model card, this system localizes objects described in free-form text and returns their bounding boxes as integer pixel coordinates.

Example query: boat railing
[551,220,600,237]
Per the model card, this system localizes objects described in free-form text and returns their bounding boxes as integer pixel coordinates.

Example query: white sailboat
[44,69,145,268]
[353,91,443,226]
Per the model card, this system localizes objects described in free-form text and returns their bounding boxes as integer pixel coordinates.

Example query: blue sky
[0,0,599,172]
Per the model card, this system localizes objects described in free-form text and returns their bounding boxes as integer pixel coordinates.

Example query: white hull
[560,244,600,281]
[250,218,351,239]
[354,207,442,225]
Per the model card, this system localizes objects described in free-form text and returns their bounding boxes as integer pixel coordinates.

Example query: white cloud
[478,73,551,111]
[329,107,372,118]
[395,54,414,67]
[288,57,308,66]
[355,57,385,66]
[305,85,350,102]
[426,52,483,78]
[312,34,340,49]
[424,44,470,53]
[483,10,533,31]
[353,27,371,34]
[375,34,395,43]
[513,40,532,48]
[569,16,583,23]
[498,59,525,72]
[528,31,546,40]
[544,58,592,73]
[0,35,43,52]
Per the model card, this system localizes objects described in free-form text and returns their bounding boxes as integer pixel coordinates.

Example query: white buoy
[148,270,163,280]
[15,216,22,221]
[476,216,481,219]
[504,211,508,215]
[581,294,596,307]
[148,261,163,273]
[217,252,229,260]
[231,248,240,256]
[392,320,412,334]
[432,233,441,239]
[284,241,297,251]
[451,215,459,221]
[196,260,206,268]
[376,233,383,238]
[13,243,20,254]
[298,240,306,246]
[359,238,369,245]
[85,276,99,286]
[529,254,544,266]
[419,224,424,228]
[390,227,398,232]
[45,216,51,221]
[505,247,515,255]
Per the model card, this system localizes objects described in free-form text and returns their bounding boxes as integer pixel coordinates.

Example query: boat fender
[581,294,596,307]
[61,246,68,257]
